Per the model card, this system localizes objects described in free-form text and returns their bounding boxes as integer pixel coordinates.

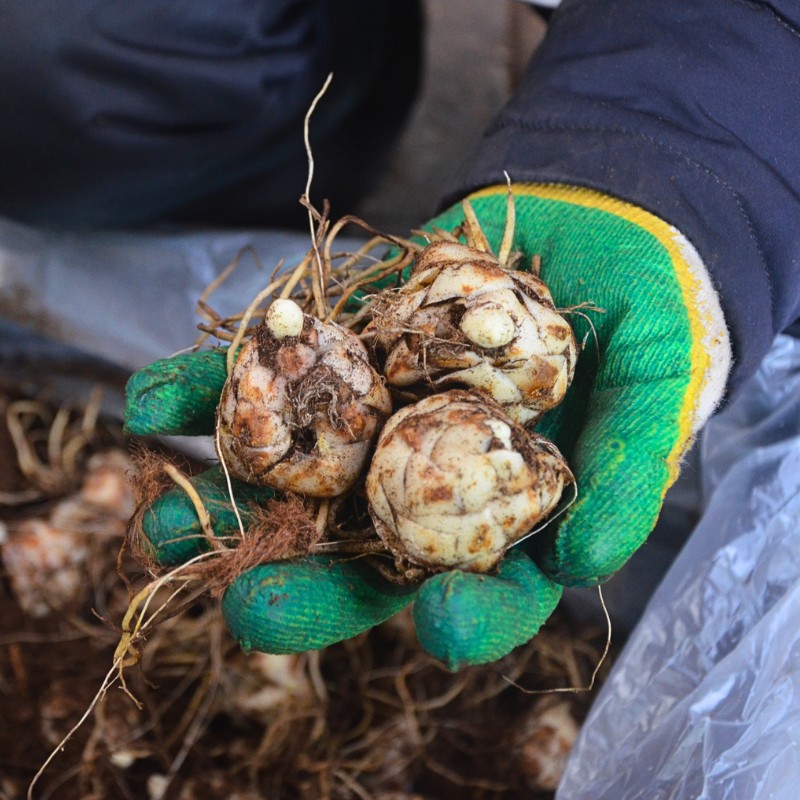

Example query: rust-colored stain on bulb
[217,302,391,498]
[366,390,573,573]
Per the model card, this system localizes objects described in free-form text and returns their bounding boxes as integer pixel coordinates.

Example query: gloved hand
[125,183,729,669]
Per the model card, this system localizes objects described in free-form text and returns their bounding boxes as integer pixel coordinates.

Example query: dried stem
[498,172,516,267]
[326,249,414,322]
[214,424,247,541]
[461,199,492,254]
[27,660,122,800]
[197,246,264,320]
[5,392,102,500]
[303,72,334,319]
[278,251,314,300]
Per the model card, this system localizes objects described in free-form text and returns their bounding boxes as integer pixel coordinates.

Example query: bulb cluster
[217,236,577,574]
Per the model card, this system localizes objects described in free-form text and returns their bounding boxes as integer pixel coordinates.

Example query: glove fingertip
[221,557,416,655]
[124,349,229,436]
[138,467,274,566]
[530,442,670,587]
[413,550,562,671]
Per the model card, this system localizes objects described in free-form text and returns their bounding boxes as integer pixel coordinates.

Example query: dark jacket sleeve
[0,0,420,229]
[449,0,800,390]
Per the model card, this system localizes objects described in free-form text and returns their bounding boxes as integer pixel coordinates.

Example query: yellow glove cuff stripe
[470,182,731,483]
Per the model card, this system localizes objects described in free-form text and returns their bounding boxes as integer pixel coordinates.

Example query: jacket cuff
[444,0,800,392]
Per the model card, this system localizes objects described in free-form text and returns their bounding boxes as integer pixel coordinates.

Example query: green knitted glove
[125,183,730,669]
[409,184,730,665]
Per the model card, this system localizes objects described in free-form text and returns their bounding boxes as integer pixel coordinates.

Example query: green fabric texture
[426,190,694,587]
[221,556,416,654]
[413,550,562,671]
[124,348,228,436]
[141,466,275,566]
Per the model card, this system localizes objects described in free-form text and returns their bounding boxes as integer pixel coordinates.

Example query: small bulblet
[217,302,392,497]
[369,241,578,424]
[365,389,573,573]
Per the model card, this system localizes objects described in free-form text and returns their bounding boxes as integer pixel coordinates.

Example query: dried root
[203,495,320,597]
[1,389,106,505]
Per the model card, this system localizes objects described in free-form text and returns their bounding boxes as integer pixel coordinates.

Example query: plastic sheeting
[559,334,800,799]
[0,215,361,370]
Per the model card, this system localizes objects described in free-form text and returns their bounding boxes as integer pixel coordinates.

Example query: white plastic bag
[559,334,800,799]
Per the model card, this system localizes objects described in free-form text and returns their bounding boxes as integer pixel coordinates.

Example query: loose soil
[0,382,611,800]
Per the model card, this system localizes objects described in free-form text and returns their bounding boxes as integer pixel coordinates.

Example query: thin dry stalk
[26,659,122,800]
[214,425,248,542]
[196,246,265,324]
[461,199,493,254]
[278,251,314,300]
[327,249,414,323]
[303,73,334,319]
[501,586,612,696]
[498,175,517,266]
[162,463,226,553]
